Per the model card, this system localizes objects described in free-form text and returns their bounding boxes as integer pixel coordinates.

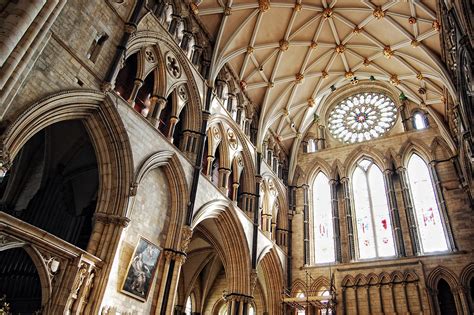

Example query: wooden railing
[0,212,102,314]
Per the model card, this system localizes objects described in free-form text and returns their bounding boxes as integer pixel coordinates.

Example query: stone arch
[380,272,391,284]
[125,30,202,133]
[426,266,465,315]
[391,270,404,283]
[385,147,402,169]
[460,263,474,311]
[341,275,355,287]
[306,157,334,185]
[343,145,387,177]
[431,136,455,160]
[259,248,285,314]
[0,89,134,255]
[0,243,51,310]
[399,138,433,166]
[355,274,368,286]
[404,271,419,282]
[310,276,330,293]
[208,115,257,194]
[367,273,379,285]
[211,298,227,315]
[330,159,345,180]
[191,200,252,295]
[291,278,308,295]
[460,263,474,288]
[130,150,189,250]
[426,266,460,290]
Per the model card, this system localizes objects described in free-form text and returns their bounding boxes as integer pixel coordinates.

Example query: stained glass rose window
[328,92,397,143]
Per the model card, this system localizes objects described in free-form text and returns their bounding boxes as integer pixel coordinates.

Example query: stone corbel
[93,212,130,228]
[179,225,193,253]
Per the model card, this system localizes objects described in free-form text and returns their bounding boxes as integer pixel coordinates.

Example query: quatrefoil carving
[166,53,181,78]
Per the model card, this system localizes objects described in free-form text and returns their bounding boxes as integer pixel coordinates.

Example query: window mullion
[383,169,406,257]
[397,166,422,255]
[330,179,342,263]
[341,177,356,261]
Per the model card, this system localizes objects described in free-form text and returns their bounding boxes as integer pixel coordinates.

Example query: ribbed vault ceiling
[195,0,451,152]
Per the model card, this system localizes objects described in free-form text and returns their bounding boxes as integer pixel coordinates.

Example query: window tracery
[351,159,395,259]
[328,92,397,143]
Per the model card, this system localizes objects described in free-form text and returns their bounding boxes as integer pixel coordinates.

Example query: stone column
[128,78,143,104]
[167,116,179,142]
[341,177,356,261]
[273,156,279,174]
[156,250,187,314]
[266,149,273,167]
[428,161,457,251]
[244,119,251,137]
[224,293,254,315]
[302,184,310,265]
[329,179,342,262]
[152,1,166,18]
[399,100,410,130]
[180,31,193,51]
[397,166,421,255]
[236,105,244,125]
[318,125,326,149]
[218,168,232,194]
[383,169,406,256]
[180,130,197,155]
[278,161,283,179]
[191,46,203,65]
[251,153,262,269]
[168,14,182,35]
[216,79,226,99]
[0,0,46,67]
[227,93,236,112]
[149,96,167,128]
[239,193,255,216]
[262,213,272,237]
[231,182,240,201]
[205,155,214,178]
[201,59,211,79]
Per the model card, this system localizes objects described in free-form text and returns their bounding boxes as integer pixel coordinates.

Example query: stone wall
[101,167,170,314]
[290,125,474,314]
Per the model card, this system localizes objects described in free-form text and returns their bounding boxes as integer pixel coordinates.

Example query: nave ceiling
[193,0,453,153]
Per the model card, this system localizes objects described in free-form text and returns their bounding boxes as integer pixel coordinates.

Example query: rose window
[328,92,397,143]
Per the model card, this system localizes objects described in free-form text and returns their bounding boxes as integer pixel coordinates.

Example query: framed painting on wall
[121,237,161,302]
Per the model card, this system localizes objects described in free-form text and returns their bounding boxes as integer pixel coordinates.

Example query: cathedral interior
[0,0,473,314]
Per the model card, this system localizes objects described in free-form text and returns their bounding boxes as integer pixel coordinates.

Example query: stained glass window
[185,296,192,315]
[328,92,397,143]
[407,154,448,252]
[352,159,395,259]
[413,112,428,130]
[313,172,335,263]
